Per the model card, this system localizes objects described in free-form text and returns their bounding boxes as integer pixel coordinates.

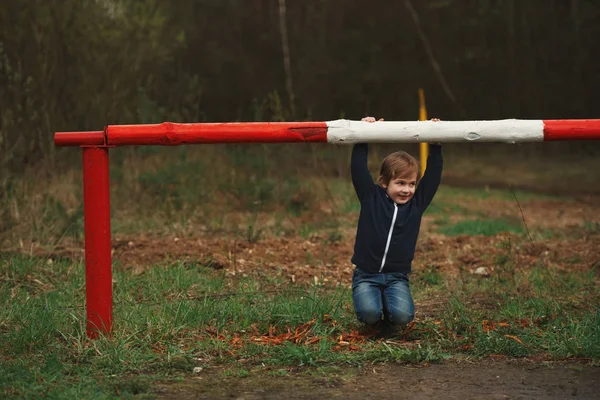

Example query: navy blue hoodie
[351,143,443,275]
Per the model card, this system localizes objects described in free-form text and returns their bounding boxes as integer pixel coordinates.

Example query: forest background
[1,0,600,242]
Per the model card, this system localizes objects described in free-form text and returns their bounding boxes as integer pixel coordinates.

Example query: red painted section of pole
[82,147,112,338]
[106,122,328,146]
[55,131,105,147]
[543,119,600,141]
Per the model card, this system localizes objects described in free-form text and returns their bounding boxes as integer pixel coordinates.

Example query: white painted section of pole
[325,119,545,144]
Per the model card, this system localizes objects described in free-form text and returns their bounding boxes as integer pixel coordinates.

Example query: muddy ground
[156,360,600,399]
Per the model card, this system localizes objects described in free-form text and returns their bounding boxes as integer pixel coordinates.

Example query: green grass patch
[434,185,566,202]
[413,265,445,291]
[437,218,524,236]
[424,201,472,216]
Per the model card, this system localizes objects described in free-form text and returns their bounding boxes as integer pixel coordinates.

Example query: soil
[156,360,600,399]
[31,192,600,285]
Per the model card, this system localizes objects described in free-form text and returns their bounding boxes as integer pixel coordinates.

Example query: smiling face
[377,151,420,204]
[381,173,418,204]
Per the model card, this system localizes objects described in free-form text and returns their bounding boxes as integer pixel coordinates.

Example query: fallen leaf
[504,334,526,347]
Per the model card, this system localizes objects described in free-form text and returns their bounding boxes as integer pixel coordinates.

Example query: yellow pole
[418,88,428,177]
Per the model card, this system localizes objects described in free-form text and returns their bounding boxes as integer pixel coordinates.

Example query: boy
[351,116,443,333]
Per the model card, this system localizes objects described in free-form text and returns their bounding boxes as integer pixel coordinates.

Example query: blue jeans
[352,267,414,326]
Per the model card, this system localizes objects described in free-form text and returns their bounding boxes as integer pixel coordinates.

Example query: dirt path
[157,360,599,399]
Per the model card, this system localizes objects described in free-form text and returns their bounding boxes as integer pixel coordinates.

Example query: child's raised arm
[351,117,383,202]
[351,143,373,202]
[415,119,443,210]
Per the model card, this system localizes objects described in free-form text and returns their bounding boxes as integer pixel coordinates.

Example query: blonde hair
[377,151,420,186]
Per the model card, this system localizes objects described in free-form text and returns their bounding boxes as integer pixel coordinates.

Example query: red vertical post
[82,147,112,338]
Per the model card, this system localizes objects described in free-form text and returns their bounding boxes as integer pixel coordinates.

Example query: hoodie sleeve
[414,144,443,211]
[351,143,374,202]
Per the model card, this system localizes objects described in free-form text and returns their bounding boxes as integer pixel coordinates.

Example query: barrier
[54,118,600,337]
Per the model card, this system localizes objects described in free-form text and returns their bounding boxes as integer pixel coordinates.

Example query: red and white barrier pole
[53,118,600,338]
[55,119,600,147]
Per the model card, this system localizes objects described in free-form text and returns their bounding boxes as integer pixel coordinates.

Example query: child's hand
[430,118,441,145]
[361,116,384,122]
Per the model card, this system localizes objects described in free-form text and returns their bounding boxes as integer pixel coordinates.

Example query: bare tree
[404,0,464,116]
[278,0,296,119]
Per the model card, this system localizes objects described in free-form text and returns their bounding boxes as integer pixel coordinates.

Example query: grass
[1,148,599,396]
[437,218,525,236]
[1,145,343,245]
[434,185,565,203]
[1,250,599,398]
[2,143,593,249]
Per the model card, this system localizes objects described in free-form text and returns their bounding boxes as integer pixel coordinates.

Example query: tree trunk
[278,0,296,119]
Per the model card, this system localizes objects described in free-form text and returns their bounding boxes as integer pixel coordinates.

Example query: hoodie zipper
[378,203,398,272]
